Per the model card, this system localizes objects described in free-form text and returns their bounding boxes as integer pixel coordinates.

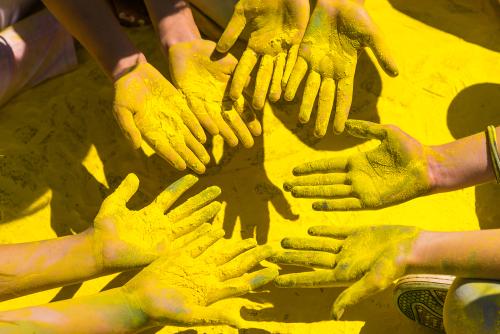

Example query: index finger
[150,174,199,212]
[308,225,358,238]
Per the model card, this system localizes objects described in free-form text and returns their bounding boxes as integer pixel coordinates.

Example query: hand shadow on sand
[446,83,500,230]
[388,0,500,52]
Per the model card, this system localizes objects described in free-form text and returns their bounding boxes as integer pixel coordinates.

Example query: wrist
[118,287,152,328]
[424,144,452,193]
[404,230,437,275]
[112,52,148,82]
[85,227,105,274]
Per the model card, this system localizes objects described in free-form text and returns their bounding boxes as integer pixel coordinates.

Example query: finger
[187,97,219,136]
[184,130,211,166]
[281,237,343,253]
[291,185,353,198]
[216,5,246,53]
[179,104,207,144]
[314,78,336,138]
[113,106,142,149]
[172,223,212,248]
[284,57,308,101]
[171,201,222,237]
[252,55,274,110]
[283,173,348,191]
[166,186,222,221]
[107,173,139,205]
[312,198,363,211]
[269,251,337,269]
[185,228,226,258]
[298,71,321,123]
[269,53,286,102]
[274,269,342,288]
[206,103,239,147]
[150,137,186,171]
[235,97,262,137]
[344,119,387,140]
[222,108,254,148]
[151,174,198,212]
[333,77,354,134]
[174,127,206,174]
[230,49,258,101]
[218,245,276,281]
[366,31,398,77]
[282,45,299,87]
[200,238,258,265]
[292,157,349,175]
[308,225,357,238]
[208,267,278,304]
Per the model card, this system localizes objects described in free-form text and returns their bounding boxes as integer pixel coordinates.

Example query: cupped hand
[284,0,398,136]
[270,224,421,319]
[113,62,210,173]
[284,120,432,210]
[93,173,222,269]
[122,230,278,327]
[169,39,262,148]
[216,0,310,109]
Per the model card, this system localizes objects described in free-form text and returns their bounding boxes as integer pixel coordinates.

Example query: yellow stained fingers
[284,57,308,101]
[151,174,198,212]
[171,201,222,236]
[344,119,387,140]
[299,71,321,123]
[206,103,239,147]
[222,108,254,148]
[106,173,140,206]
[281,237,343,253]
[187,98,219,136]
[274,269,340,288]
[199,238,258,266]
[307,225,357,238]
[172,223,212,249]
[208,267,278,304]
[365,30,399,77]
[185,228,226,258]
[253,55,274,110]
[166,186,222,222]
[270,251,337,269]
[216,5,246,53]
[291,185,353,198]
[230,49,259,101]
[171,128,206,174]
[113,106,142,149]
[148,136,186,171]
[283,173,348,190]
[292,156,349,175]
[269,53,287,102]
[184,129,211,166]
[234,96,262,137]
[333,77,354,134]
[217,244,276,281]
[313,197,363,211]
[283,44,300,87]
[315,78,336,138]
[177,103,207,144]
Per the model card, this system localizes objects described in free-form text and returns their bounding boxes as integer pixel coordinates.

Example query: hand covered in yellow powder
[169,39,262,148]
[93,173,221,270]
[122,231,278,328]
[284,0,398,136]
[284,120,432,210]
[216,0,310,109]
[270,224,421,319]
[113,62,210,173]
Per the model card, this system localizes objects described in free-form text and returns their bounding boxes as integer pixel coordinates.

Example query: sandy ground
[0,0,499,333]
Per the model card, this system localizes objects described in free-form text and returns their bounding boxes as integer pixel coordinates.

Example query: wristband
[486,125,500,183]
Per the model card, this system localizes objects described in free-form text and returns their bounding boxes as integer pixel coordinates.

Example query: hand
[169,39,262,148]
[270,224,421,319]
[113,62,210,173]
[216,0,310,109]
[93,173,221,269]
[284,120,433,210]
[122,230,277,327]
[284,0,398,136]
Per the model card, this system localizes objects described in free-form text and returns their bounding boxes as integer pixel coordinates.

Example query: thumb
[366,30,399,77]
[216,6,246,52]
[113,105,142,149]
[344,120,387,140]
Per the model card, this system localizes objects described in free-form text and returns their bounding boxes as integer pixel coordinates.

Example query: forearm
[41,0,144,80]
[0,288,149,334]
[406,229,500,279]
[427,126,499,193]
[144,0,201,49]
[0,229,104,301]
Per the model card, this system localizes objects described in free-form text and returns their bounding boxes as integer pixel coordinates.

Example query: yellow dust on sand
[0,0,499,333]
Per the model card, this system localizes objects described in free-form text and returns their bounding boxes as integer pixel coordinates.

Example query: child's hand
[169,39,261,148]
[113,62,210,173]
[122,230,277,327]
[93,173,221,270]
[284,0,398,136]
[270,224,421,319]
[217,0,310,109]
[284,120,432,210]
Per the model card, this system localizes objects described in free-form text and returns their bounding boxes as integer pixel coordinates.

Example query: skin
[0,230,279,332]
[41,0,210,173]
[216,0,310,109]
[284,0,398,136]
[0,173,221,300]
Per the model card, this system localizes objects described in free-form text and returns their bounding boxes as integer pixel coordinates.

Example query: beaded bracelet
[486,125,500,184]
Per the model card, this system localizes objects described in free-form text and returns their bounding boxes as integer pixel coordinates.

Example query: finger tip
[283,182,292,191]
[313,129,327,138]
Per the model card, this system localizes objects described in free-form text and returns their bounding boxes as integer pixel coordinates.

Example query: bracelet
[486,125,500,183]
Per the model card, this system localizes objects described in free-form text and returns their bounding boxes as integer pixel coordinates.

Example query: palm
[284,0,398,136]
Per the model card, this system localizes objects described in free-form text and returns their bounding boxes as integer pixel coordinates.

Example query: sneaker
[394,274,455,332]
